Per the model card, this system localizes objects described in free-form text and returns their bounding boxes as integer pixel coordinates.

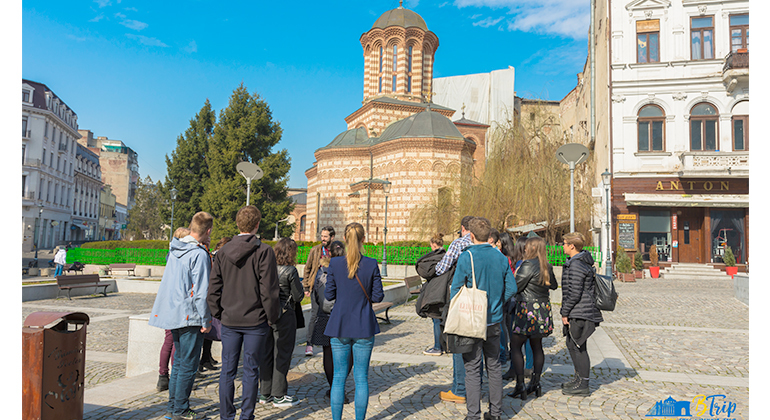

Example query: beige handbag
[443,250,487,340]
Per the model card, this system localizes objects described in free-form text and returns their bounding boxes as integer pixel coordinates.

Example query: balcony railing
[723,50,749,73]
[23,191,35,200]
[23,129,31,139]
[23,158,41,167]
[58,143,68,153]
[679,151,749,177]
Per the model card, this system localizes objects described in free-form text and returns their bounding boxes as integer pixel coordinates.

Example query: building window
[730,14,749,52]
[22,175,27,195]
[636,19,660,63]
[379,46,383,93]
[23,89,30,102]
[45,121,49,138]
[690,102,719,151]
[50,153,54,168]
[691,16,714,60]
[407,45,413,93]
[638,105,665,151]
[42,149,46,165]
[732,101,748,151]
[640,210,671,262]
[22,116,29,137]
[39,178,43,200]
[22,144,26,164]
[392,45,398,92]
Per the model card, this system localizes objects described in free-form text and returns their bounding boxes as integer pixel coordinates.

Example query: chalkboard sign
[617,222,637,250]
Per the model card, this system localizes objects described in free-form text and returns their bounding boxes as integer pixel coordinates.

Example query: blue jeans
[452,353,466,397]
[330,336,375,420]
[167,326,204,416]
[54,264,64,277]
[219,323,270,420]
[432,318,441,350]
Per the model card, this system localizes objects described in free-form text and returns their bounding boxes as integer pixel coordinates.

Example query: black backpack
[591,266,618,311]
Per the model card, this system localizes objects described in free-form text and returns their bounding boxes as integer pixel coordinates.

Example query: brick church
[303,4,489,242]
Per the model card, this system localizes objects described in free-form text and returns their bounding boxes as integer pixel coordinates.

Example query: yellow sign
[617,214,637,220]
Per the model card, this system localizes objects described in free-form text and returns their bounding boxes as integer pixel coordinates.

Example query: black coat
[514,258,558,302]
[415,248,446,280]
[560,251,603,323]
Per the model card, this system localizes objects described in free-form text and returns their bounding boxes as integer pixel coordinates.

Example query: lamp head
[170,187,178,200]
[601,169,611,186]
[383,178,392,195]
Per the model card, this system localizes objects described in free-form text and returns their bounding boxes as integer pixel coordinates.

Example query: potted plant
[648,245,660,278]
[615,246,635,282]
[723,246,738,277]
[634,251,644,279]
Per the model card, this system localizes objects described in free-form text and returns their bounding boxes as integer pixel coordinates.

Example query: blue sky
[21,0,590,189]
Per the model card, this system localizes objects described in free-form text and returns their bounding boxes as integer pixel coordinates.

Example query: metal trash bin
[22,312,90,420]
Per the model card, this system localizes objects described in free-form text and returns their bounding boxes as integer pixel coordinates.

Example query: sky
[20,0,591,189]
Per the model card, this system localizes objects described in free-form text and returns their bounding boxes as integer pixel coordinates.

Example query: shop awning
[624,193,748,208]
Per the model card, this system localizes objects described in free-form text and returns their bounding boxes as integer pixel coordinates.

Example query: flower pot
[649,266,660,278]
[634,270,643,279]
[725,266,738,277]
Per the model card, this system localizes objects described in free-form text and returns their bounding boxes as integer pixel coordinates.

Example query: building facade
[71,142,102,242]
[608,0,749,266]
[78,130,140,211]
[99,185,118,241]
[304,5,487,242]
[22,79,79,251]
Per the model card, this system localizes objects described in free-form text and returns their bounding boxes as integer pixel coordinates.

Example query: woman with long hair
[507,236,558,400]
[309,240,350,399]
[259,238,305,407]
[324,222,384,420]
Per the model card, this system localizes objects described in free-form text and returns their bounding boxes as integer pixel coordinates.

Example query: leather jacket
[514,258,557,303]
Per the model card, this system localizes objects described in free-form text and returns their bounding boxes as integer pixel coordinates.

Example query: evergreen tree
[201,84,294,239]
[161,100,215,229]
[126,176,166,240]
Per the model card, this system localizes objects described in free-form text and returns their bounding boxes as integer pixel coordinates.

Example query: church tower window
[392,45,398,93]
[379,46,383,93]
[407,46,413,92]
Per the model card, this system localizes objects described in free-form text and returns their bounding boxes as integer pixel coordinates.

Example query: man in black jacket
[560,232,603,396]
[208,205,281,420]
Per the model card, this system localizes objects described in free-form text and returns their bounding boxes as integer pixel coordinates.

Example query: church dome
[372,6,428,31]
[318,127,371,151]
[378,108,467,143]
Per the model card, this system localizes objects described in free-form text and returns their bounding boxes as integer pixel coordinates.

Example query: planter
[634,270,643,279]
[616,272,635,282]
[649,266,660,278]
[726,266,738,277]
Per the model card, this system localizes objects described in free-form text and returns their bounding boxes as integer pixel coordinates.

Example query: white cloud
[120,19,148,30]
[67,34,87,42]
[94,0,111,8]
[473,16,504,28]
[126,33,168,47]
[114,12,126,18]
[453,0,588,39]
[89,14,104,22]
[184,40,198,53]
[124,7,138,11]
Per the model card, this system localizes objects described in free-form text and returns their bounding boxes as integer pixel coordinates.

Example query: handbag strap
[355,274,372,303]
[468,250,477,289]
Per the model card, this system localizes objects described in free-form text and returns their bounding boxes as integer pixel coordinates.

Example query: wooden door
[677,208,704,263]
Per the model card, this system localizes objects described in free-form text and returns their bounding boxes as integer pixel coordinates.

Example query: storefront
[612,177,748,265]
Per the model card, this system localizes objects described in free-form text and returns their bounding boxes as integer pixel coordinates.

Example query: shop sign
[672,240,679,248]
[672,214,678,230]
[655,180,730,191]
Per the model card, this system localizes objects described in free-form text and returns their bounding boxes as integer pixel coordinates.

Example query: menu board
[617,222,636,250]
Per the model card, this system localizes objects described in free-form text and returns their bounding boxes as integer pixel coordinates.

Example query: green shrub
[615,246,633,274]
[649,244,659,266]
[723,246,736,267]
[634,251,644,271]
[81,240,169,250]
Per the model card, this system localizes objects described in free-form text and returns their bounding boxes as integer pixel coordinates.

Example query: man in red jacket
[207,205,281,420]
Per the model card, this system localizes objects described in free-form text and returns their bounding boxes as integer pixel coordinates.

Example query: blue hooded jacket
[149,236,212,330]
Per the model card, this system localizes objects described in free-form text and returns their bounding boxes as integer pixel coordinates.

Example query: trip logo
[646,395,737,419]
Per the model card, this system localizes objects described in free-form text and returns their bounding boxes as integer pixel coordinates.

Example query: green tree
[126,176,166,240]
[201,84,294,239]
[161,100,215,229]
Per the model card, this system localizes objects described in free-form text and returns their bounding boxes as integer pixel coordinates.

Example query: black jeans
[259,310,298,397]
[565,318,596,379]
[462,324,502,420]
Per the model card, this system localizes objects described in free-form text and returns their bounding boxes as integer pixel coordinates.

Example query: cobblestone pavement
[23,277,750,419]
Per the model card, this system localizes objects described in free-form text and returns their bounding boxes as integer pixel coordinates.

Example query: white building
[22,79,80,251]
[608,0,749,265]
[72,142,102,242]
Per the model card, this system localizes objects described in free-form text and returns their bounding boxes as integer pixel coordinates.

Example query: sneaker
[439,390,466,403]
[423,347,443,356]
[259,395,273,404]
[163,413,173,420]
[305,345,314,356]
[272,395,300,408]
[173,409,202,420]
[157,374,169,392]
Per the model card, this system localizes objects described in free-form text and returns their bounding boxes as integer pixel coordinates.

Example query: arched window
[638,105,665,151]
[407,45,413,93]
[392,45,398,92]
[378,46,383,93]
[732,101,748,151]
[690,103,719,151]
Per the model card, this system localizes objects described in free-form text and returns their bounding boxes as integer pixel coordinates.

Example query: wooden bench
[56,274,110,300]
[107,263,136,276]
[404,275,424,296]
[372,301,394,324]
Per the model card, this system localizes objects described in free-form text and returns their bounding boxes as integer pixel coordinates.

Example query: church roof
[318,127,373,151]
[371,96,453,111]
[378,108,466,143]
[372,6,428,31]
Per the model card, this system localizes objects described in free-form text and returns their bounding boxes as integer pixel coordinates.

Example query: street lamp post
[170,187,177,241]
[34,204,44,264]
[274,215,296,241]
[602,169,612,276]
[236,161,264,206]
[381,179,392,278]
[556,143,590,232]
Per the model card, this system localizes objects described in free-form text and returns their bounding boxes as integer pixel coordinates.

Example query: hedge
[67,242,602,268]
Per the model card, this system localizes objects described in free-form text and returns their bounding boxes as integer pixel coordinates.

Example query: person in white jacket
[53,247,67,277]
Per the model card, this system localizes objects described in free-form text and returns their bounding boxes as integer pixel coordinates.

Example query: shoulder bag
[443,250,488,340]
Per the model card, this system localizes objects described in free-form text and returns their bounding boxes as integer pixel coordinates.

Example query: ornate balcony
[722,50,748,93]
[677,151,749,178]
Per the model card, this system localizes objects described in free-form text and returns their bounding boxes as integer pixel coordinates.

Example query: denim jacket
[149,236,212,330]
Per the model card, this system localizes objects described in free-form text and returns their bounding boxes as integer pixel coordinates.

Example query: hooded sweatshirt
[149,236,212,330]
[207,234,281,328]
